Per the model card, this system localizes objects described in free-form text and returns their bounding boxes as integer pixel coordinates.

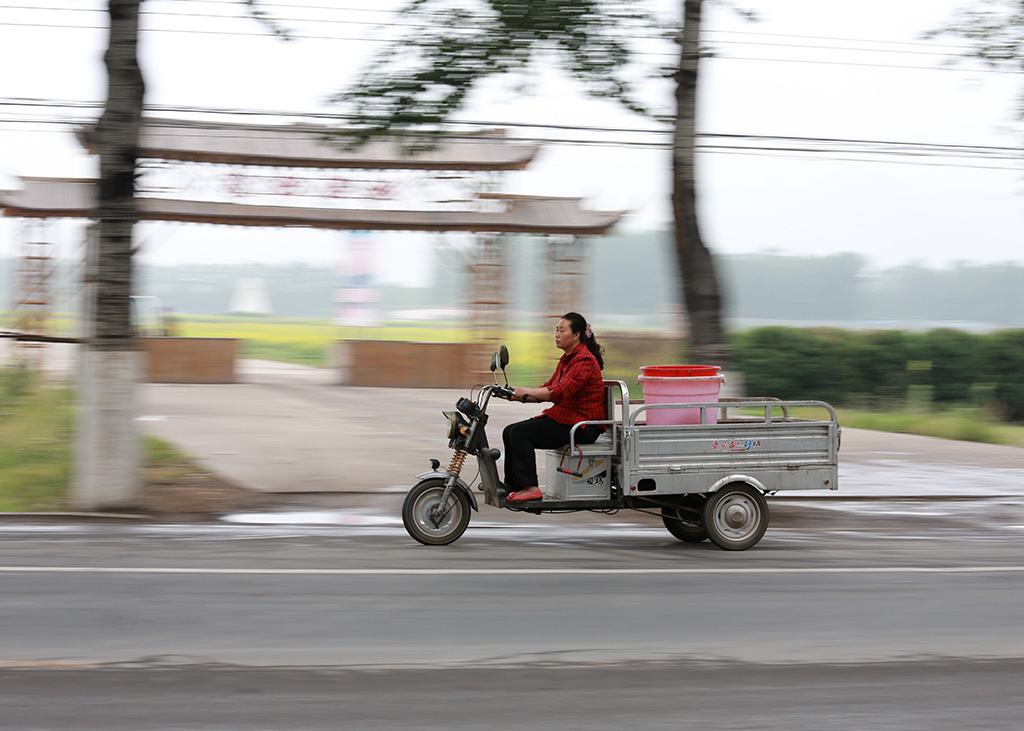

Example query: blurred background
[3,7,1024,726]
[1,0,1023,511]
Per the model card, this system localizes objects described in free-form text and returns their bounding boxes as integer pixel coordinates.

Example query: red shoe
[507,487,543,502]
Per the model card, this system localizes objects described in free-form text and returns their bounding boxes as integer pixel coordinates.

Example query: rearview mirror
[499,344,509,369]
[490,352,500,373]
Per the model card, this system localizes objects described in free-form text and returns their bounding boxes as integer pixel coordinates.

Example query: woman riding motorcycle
[501,311,606,502]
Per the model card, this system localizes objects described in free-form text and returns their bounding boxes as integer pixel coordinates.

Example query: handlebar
[491,385,517,401]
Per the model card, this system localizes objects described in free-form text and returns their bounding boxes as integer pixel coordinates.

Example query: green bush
[731,327,1024,423]
[732,327,859,404]
[981,330,1024,421]
[845,330,913,405]
[908,329,983,404]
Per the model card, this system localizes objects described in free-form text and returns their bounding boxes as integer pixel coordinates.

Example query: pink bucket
[638,365,725,425]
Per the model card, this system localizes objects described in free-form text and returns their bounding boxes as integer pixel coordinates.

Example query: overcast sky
[1,0,1022,285]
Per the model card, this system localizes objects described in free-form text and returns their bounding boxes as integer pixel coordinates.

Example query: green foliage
[909,329,983,404]
[926,1,1024,73]
[0,369,74,511]
[925,1,1024,120]
[0,367,219,512]
[981,329,1024,421]
[732,327,1024,423]
[0,360,33,410]
[730,327,860,404]
[845,330,914,405]
[331,0,660,145]
[143,434,190,467]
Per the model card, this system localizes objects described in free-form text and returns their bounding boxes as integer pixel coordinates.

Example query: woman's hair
[561,311,604,370]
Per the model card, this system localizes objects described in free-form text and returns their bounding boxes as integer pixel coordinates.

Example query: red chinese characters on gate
[220,173,399,201]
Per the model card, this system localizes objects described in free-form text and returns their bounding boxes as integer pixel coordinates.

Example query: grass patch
[0,366,74,511]
[769,404,1024,448]
[0,365,247,513]
[835,407,1024,447]
[140,434,196,486]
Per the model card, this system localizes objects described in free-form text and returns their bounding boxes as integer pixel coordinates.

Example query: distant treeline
[585,231,1024,328]
[2,230,1023,326]
[720,252,1024,328]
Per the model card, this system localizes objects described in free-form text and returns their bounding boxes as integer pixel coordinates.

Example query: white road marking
[1,565,1023,576]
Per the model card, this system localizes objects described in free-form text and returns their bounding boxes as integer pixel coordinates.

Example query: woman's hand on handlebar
[494,385,517,401]
[496,386,542,403]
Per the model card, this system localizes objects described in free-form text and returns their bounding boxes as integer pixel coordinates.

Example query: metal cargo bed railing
[629,399,838,427]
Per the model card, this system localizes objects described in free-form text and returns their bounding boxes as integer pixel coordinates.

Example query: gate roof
[76,118,541,171]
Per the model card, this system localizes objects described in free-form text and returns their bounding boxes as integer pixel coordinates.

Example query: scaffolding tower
[467,233,509,349]
[543,234,587,320]
[8,220,56,358]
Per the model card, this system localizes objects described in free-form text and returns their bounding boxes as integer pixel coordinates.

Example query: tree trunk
[72,0,145,510]
[673,0,728,366]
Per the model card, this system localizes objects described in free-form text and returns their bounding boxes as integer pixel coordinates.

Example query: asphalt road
[3,500,1024,729]
[7,358,1024,727]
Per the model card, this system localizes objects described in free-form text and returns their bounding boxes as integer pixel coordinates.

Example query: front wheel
[703,484,769,551]
[402,479,471,546]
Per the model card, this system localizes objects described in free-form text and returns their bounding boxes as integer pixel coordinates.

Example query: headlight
[443,410,469,441]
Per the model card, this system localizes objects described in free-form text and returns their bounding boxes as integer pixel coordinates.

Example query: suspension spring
[447,450,468,478]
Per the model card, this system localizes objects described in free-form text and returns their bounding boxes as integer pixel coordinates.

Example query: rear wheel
[703,484,769,551]
[661,496,708,543]
[402,479,471,546]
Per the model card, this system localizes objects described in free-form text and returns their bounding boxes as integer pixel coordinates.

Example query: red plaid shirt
[540,344,606,428]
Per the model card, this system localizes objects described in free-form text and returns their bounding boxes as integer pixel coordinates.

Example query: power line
[713,54,1022,75]
[702,37,978,59]
[3,3,1019,71]
[703,147,1023,171]
[702,28,974,52]
[6,15,1023,75]
[1,100,1019,170]
[2,97,1021,152]
[0,0,997,56]
[0,97,1012,143]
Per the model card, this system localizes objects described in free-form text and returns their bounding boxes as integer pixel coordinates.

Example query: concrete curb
[0,512,150,523]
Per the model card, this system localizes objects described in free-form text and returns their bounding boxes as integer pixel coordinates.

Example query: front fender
[414,471,479,512]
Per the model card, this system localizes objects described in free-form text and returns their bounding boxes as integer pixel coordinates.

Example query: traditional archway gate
[2,118,623,373]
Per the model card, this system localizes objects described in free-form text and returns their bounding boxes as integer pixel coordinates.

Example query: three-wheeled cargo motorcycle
[401,346,840,551]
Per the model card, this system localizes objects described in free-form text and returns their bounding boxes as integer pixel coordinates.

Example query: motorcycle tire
[402,478,471,546]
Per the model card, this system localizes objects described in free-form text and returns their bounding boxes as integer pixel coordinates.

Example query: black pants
[502,416,601,491]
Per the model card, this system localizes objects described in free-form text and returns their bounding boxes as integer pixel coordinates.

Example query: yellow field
[174,315,558,378]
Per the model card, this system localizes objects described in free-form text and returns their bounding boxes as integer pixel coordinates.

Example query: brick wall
[335,341,481,388]
[139,337,238,384]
